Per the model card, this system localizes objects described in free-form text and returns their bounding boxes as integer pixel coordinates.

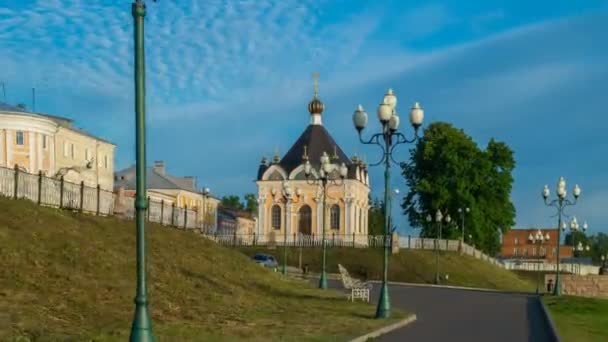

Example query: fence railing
[0,165,114,215]
[115,194,200,230]
[203,233,392,248]
[502,260,600,275]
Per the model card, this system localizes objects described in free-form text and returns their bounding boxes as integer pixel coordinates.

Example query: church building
[255,78,370,243]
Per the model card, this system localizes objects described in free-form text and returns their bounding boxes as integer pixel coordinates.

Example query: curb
[348,315,417,342]
[368,280,533,296]
[538,297,562,342]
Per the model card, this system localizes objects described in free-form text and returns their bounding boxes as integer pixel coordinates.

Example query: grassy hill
[0,197,406,341]
[239,246,535,292]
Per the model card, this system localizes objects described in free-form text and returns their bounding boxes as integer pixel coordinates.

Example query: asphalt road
[328,280,556,342]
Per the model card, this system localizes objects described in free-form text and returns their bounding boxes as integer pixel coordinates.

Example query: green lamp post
[303,152,348,289]
[130,0,155,340]
[352,90,424,319]
[275,183,302,275]
[542,177,581,296]
[528,229,550,294]
[427,210,450,285]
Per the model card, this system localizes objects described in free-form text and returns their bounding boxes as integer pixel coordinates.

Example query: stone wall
[545,274,608,298]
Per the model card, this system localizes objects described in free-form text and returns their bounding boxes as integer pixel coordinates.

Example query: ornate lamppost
[201,187,210,233]
[130,0,155,340]
[542,177,581,296]
[273,182,302,275]
[457,207,470,251]
[529,229,550,294]
[427,210,451,285]
[303,152,347,289]
[352,89,423,318]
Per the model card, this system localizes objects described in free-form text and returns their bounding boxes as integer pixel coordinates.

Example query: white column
[285,200,292,238]
[316,198,323,235]
[37,133,43,171]
[0,130,4,167]
[28,132,35,172]
[49,136,56,175]
[257,197,264,238]
[6,130,12,167]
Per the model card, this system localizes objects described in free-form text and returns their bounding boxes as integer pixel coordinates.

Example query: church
[255,78,370,244]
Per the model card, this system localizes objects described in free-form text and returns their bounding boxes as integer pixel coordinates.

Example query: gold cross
[302,145,309,160]
[312,72,320,98]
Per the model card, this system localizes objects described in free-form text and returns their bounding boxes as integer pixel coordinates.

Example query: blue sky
[1,0,608,236]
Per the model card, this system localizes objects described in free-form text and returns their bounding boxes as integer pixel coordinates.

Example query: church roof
[279,124,351,174]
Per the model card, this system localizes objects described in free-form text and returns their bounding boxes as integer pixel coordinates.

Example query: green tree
[368,197,385,236]
[243,193,258,214]
[400,122,516,255]
[221,195,243,210]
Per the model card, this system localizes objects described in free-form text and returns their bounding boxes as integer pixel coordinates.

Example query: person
[547,278,554,293]
[302,264,309,275]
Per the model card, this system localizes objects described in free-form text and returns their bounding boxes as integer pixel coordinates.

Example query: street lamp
[130,0,155,340]
[457,207,470,247]
[352,89,423,319]
[529,229,550,294]
[201,187,210,233]
[304,152,348,289]
[427,210,450,285]
[542,177,581,296]
[275,183,302,275]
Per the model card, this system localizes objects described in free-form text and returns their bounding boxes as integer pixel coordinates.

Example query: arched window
[271,205,281,230]
[330,205,340,230]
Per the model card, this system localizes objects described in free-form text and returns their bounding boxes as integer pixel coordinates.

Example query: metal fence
[0,165,114,215]
[203,232,392,248]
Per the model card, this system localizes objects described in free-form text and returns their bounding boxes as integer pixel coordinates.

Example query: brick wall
[545,274,608,299]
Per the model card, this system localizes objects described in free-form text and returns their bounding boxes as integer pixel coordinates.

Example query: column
[6,130,12,167]
[344,199,351,235]
[0,129,4,166]
[316,197,323,235]
[28,131,35,172]
[285,200,292,237]
[49,135,55,175]
[37,133,43,171]
[257,197,264,238]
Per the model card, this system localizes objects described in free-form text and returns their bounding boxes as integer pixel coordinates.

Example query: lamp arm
[358,132,383,146]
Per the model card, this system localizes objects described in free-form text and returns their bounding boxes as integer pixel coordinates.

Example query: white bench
[338,264,372,302]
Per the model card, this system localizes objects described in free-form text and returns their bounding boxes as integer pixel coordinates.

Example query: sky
[1,0,608,237]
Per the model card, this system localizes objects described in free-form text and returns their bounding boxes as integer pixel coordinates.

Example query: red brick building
[501,228,572,262]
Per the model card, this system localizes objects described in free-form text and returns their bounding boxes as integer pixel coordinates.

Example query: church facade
[255,82,370,244]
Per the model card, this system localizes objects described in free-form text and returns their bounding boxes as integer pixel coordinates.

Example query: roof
[257,124,354,181]
[114,165,201,194]
[0,101,114,145]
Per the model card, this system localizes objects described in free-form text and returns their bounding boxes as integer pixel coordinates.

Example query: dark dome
[308,97,324,115]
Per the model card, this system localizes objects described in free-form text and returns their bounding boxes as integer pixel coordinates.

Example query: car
[252,253,278,271]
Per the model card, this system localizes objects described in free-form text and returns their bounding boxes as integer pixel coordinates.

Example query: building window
[85,148,91,161]
[552,247,557,256]
[70,144,75,159]
[522,248,528,257]
[540,247,546,256]
[330,205,340,230]
[16,131,24,145]
[514,237,519,245]
[104,155,108,168]
[513,247,518,257]
[42,135,47,149]
[271,205,281,230]
[532,247,537,256]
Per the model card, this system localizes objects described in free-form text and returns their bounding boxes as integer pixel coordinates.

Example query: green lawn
[543,296,608,342]
[239,246,536,292]
[0,197,407,341]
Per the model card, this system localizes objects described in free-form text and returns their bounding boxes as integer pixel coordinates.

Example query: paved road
[328,280,556,342]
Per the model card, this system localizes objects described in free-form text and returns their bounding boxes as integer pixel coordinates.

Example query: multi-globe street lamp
[542,176,581,296]
[130,0,155,340]
[529,229,550,294]
[352,89,423,319]
[303,152,348,289]
[457,207,470,245]
[427,210,451,285]
[272,182,303,275]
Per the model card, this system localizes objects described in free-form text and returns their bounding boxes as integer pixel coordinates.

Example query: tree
[368,197,385,236]
[243,193,258,214]
[221,195,243,210]
[400,122,516,255]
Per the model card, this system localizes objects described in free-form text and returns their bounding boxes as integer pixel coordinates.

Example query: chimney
[153,161,165,175]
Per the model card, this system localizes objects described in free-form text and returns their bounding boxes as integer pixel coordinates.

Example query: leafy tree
[367,197,385,236]
[243,193,258,214]
[587,233,608,265]
[400,122,516,255]
[221,195,243,210]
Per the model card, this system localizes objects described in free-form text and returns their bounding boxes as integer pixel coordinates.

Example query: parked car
[252,253,278,271]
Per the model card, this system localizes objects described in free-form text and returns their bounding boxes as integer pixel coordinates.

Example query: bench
[338,264,372,302]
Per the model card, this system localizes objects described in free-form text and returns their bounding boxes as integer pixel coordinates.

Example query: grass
[0,197,408,341]
[239,246,536,292]
[543,296,608,342]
